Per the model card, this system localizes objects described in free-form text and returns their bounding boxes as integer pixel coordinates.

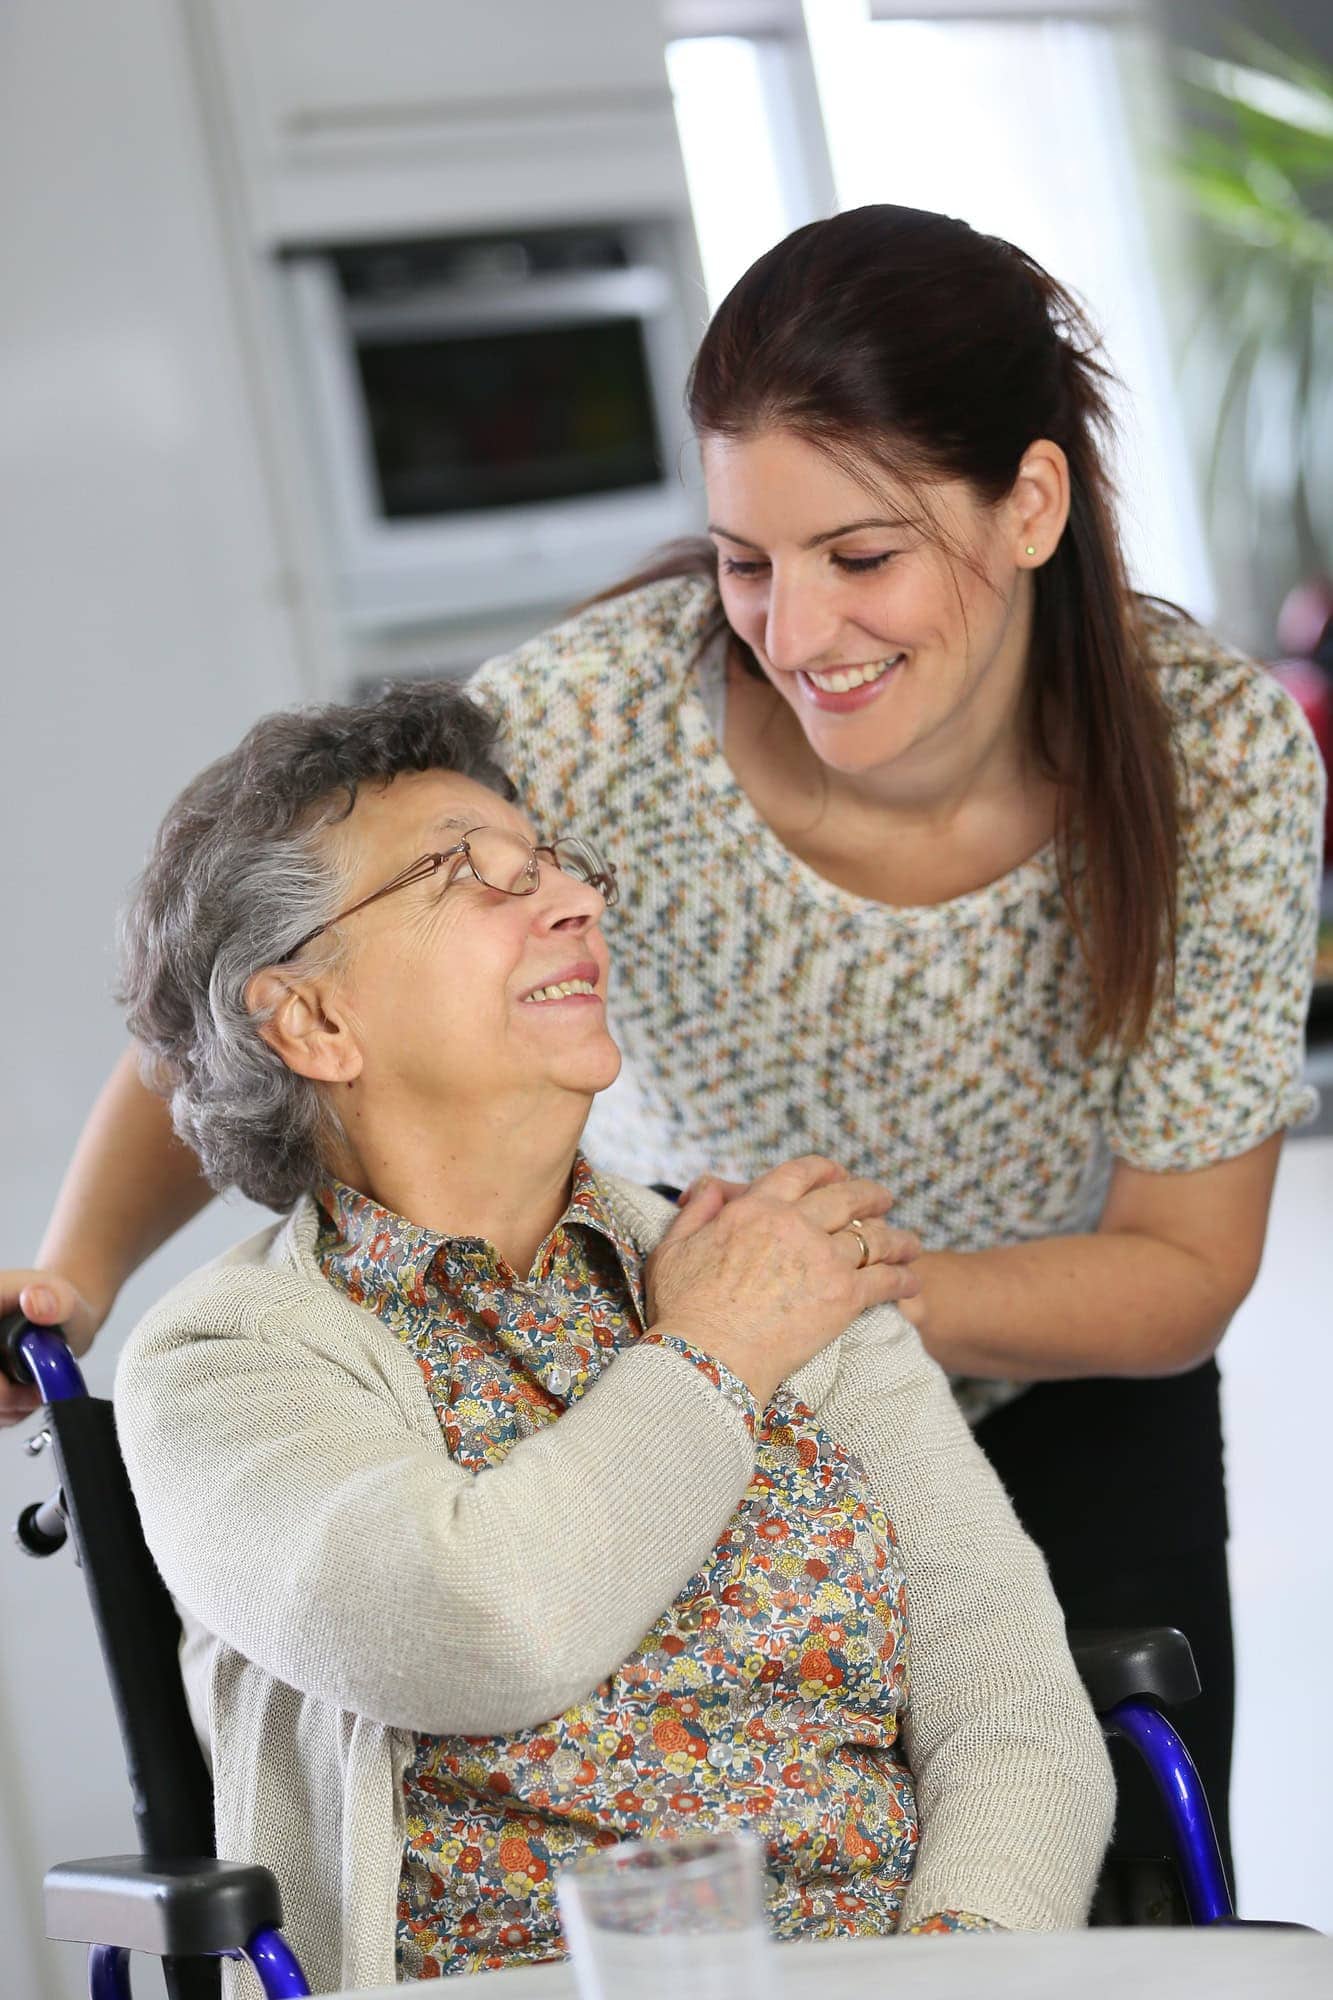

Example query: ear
[245,967,364,1085]
[1009,438,1071,568]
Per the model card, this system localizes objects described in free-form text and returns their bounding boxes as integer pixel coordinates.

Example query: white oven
[282,223,701,629]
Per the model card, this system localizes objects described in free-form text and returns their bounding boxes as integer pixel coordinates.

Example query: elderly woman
[113,683,1112,1995]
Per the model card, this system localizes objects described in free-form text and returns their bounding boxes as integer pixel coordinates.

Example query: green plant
[1171,32,1333,595]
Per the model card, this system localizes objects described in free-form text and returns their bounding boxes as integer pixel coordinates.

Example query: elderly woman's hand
[0,1270,100,1427]
[646,1154,920,1407]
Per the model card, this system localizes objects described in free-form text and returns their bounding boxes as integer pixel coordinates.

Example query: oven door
[285,256,699,628]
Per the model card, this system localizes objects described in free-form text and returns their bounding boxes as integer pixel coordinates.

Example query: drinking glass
[556,1830,779,2000]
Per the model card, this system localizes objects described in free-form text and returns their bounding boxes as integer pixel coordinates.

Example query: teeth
[524,979,597,1003]
[806,655,902,694]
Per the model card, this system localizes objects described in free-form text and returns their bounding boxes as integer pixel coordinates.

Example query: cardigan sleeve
[114,1266,757,1737]
[818,1305,1114,1931]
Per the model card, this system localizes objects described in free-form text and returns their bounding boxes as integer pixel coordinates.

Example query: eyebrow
[423,814,480,841]
[420,813,541,849]
[708,517,914,551]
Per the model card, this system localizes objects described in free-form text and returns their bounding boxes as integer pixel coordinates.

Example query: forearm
[37,1045,213,1319]
[914,1230,1238,1380]
[119,1308,758,1736]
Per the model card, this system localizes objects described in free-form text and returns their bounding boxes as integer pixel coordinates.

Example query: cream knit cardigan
[114,1177,1114,1996]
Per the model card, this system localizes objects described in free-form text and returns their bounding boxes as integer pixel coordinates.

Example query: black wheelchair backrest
[39,1391,216,1863]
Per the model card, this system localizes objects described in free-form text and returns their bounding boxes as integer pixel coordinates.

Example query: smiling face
[313,770,621,1128]
[703,428,1055,792]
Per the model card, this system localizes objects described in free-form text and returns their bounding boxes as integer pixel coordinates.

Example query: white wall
[1222,1134,1333,1931]
[0,3,305,1993]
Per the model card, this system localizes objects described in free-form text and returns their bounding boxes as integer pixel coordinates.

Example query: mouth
[520,959,602,1006]
[797,653,905,711]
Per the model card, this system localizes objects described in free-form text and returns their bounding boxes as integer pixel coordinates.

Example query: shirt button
[547,1366,572,1396]
[676,1608,703,1632]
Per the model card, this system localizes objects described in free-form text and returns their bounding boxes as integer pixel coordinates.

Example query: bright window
[801,0,1214,612]
[666,36,796,311]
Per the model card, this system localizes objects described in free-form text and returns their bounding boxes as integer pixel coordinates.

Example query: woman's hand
[0,1271,101,1427]
[675,1167,925,1318]
[646,1154,921,1407]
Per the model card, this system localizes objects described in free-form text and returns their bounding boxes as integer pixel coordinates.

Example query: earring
[1024,544,1037,558]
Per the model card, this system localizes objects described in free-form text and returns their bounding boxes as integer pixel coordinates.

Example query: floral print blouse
[471,580,1325,1426]
[316,1161,993,1979]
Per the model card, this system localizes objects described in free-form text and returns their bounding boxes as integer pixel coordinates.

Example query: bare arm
[37,1045,214,1325]
[909,1133,1283,1379]
[0,1047,213,1424]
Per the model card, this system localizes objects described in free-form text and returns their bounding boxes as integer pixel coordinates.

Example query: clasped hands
[645,1154,923,1408]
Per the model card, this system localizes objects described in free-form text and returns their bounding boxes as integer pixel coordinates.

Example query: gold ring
[845,1219,871,1270]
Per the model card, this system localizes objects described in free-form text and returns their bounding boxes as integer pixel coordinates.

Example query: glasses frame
[280,826,618,964]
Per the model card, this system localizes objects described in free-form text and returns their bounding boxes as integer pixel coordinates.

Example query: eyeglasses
[281,826,618,962]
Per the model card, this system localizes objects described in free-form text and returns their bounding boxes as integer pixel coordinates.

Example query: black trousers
[976,1362,1235,1894]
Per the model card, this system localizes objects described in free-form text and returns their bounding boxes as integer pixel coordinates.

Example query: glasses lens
[465,827,540,895]
[550,834,619,906]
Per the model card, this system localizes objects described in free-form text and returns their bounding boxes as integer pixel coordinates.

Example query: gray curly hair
[118,682,516,1211]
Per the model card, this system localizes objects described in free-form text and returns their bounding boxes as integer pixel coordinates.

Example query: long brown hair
[594,206,1180,1054]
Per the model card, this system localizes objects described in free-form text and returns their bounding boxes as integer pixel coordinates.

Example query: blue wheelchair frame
[9,1317,1240,1997]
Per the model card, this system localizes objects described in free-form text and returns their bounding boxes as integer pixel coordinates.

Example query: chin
[801,721,916,774]
[560,1036,622,1098]
[587,1043,623,1094]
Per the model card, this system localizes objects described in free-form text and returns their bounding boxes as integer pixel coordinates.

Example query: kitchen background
[2,2,1330,1991]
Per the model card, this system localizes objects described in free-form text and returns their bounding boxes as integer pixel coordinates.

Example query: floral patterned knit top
[315,1159,992,1980]
[471,578,1325,1423]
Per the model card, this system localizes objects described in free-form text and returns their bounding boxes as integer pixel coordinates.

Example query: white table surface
[340,1927,1333,1999]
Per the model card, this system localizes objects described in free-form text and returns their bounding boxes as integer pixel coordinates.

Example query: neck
[325,1081,592,1274]
[838,680,1039,829]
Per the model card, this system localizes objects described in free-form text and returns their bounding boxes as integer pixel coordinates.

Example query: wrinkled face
[703,429,1030,780]
[324,770,620,1118]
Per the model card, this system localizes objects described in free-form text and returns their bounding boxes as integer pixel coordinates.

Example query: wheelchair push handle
[0,1309,87,1404]
[4,1312,85,1559]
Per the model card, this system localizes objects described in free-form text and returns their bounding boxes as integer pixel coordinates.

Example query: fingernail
[25,1287,56,1319]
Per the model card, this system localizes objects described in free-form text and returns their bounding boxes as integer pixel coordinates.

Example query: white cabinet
[188,0,705,665]
[207,0,693,241]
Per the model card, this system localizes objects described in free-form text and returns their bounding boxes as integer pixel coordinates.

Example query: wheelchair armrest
[45,1855,283,1958]
[1069,1625,1201,1712]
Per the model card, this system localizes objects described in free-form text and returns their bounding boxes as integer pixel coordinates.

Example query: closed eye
[834,552,897,574]
[721,552,899,578]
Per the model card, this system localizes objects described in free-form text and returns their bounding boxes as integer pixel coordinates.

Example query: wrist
[909,1248,964,1358]
[644,1323,775,1415]
[30,1241,117,1332]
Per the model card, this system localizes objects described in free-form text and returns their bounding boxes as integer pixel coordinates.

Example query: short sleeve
[1109,654,1325,1172]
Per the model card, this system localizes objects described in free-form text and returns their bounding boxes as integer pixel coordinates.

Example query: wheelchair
[2,1310,1252,2000]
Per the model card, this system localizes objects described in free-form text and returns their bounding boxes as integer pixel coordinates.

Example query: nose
[531,862,605,933]
[763,565,842,674]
